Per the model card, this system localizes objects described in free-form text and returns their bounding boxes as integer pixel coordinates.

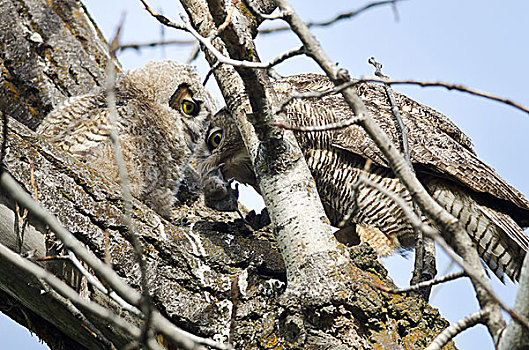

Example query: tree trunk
[0,0,454,348]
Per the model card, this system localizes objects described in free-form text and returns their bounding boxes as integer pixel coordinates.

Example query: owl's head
[192,108,257,212]
[196,108,256,187]
[122,60,216,149]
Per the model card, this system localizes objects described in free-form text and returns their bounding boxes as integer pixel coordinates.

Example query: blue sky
[2,1,528,349]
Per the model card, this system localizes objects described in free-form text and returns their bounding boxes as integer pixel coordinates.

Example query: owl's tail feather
[427,179,528,283]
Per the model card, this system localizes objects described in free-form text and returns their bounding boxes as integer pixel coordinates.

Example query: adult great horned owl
[198,73,529,282]
[38,61,215,218]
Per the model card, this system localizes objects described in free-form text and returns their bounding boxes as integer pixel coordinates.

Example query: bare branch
[182,15,291,69]
[107,21,154,347]
[0,111,6,168]
[259,0,404,34]
[368,56,435,299]
[353,170,529,332]
[267,68,283,80]
[203,46,304,86]
[267,46,306,68]
[203,61,222,85]
[0,171,228,350]
[117,39,196,51]
[67,250,140,316]
[271,81,364,128]
[271,1,527,338]
[139,3,306,70]
[498,250,529,349]
[365,78,529,116]
[368,57,410,163]
[375,271,465,294]
[140,0,187,31]
[274,79,361,115]
[215,0,239,35]
[276,76,529,132]
[425,309,487,350]
[0,242,155,349]
[185,42,201,64]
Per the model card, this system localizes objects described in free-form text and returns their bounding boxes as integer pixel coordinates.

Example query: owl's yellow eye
[207,130,223,151]
[181,99,199,116]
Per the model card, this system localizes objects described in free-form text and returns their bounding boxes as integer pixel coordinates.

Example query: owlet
[38,61,215,218]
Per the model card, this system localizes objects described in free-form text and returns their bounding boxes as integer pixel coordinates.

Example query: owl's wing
[276,76,529,223]
[37,93,132,161]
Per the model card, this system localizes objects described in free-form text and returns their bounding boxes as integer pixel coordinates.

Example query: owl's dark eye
[207,130,223,151]
[181,99,199,116]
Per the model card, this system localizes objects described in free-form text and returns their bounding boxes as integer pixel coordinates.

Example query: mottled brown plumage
[38,61,215,218]
[198,73,529,282]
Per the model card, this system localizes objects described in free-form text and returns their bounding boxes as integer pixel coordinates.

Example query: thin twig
[268,46,305,67]
[368,57,410,162]
[267,68,283,80]
[354,172,529,331]
[203,61,221,85]
[182,15,284,69]
[430,258,456,300]
[140,2,305,71]
[259,0,404,34]
[117,39,196,51]
[67,250,140,315]
[107,17,154,348]
[274,80,361,115]
[368,57,435,300]
[275,77,529,130]
[390,0,400,21]
[375,271,465,294]
[0,156,231,350]
[365,78,529,116]
[0,111,7,170]
[140,0,187,31]
[0,242,155,349]
[425,309,487,350]
[35,255,70,262]
[186,42,201,64]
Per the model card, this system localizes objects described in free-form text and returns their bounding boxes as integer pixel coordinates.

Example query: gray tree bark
[0,0,455,348]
